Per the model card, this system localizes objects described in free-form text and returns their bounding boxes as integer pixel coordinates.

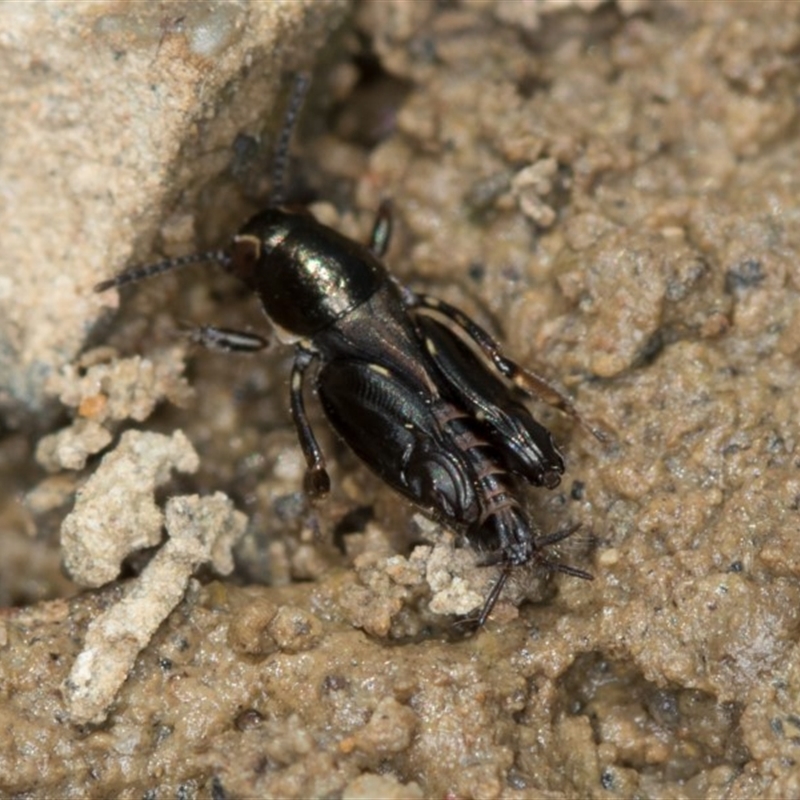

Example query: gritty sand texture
[2,0,800,797]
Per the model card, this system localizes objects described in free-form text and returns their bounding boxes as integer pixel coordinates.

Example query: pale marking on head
[233,233,262,258]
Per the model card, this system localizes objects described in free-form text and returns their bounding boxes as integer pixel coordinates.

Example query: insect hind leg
[408,292,607,442]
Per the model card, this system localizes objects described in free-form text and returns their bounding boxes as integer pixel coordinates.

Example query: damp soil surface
[2,1,800,797]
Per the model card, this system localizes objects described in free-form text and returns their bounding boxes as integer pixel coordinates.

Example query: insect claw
[304,467,331,499]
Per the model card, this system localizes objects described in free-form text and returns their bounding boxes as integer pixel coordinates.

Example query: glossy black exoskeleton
[95,75,599,627]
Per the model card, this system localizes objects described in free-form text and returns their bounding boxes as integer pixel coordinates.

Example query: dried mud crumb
[64,492,246,725]
[60,429,200,587]
[267,605,323,653]
[511,157,560,228]
[35,418,113,473]
[23,475,78,516]
[334,526,499,637]
[348,696,417,758]
[45,345,192,425]
[34,345,192,472]
[227,593,280,656]
[342,772,424,800]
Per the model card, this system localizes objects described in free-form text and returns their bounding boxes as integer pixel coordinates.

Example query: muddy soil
[2,1,800,797]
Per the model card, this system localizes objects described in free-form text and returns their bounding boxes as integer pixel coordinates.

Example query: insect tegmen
[96,75,599,627]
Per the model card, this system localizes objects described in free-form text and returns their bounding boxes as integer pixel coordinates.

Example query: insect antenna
[269,72,311,207]
[94,249,230,293]
[96,72,312,296]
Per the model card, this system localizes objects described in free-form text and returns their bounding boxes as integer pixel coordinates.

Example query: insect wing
[415,314,564,487]
[317,358,478,526]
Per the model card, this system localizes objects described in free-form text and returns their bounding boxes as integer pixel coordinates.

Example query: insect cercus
[95,74,602,627]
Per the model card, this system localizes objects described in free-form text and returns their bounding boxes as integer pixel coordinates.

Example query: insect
[95,74,600,627]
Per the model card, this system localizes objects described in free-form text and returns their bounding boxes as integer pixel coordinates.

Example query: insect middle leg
[290,347,331,498]
[186,329,334,498]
